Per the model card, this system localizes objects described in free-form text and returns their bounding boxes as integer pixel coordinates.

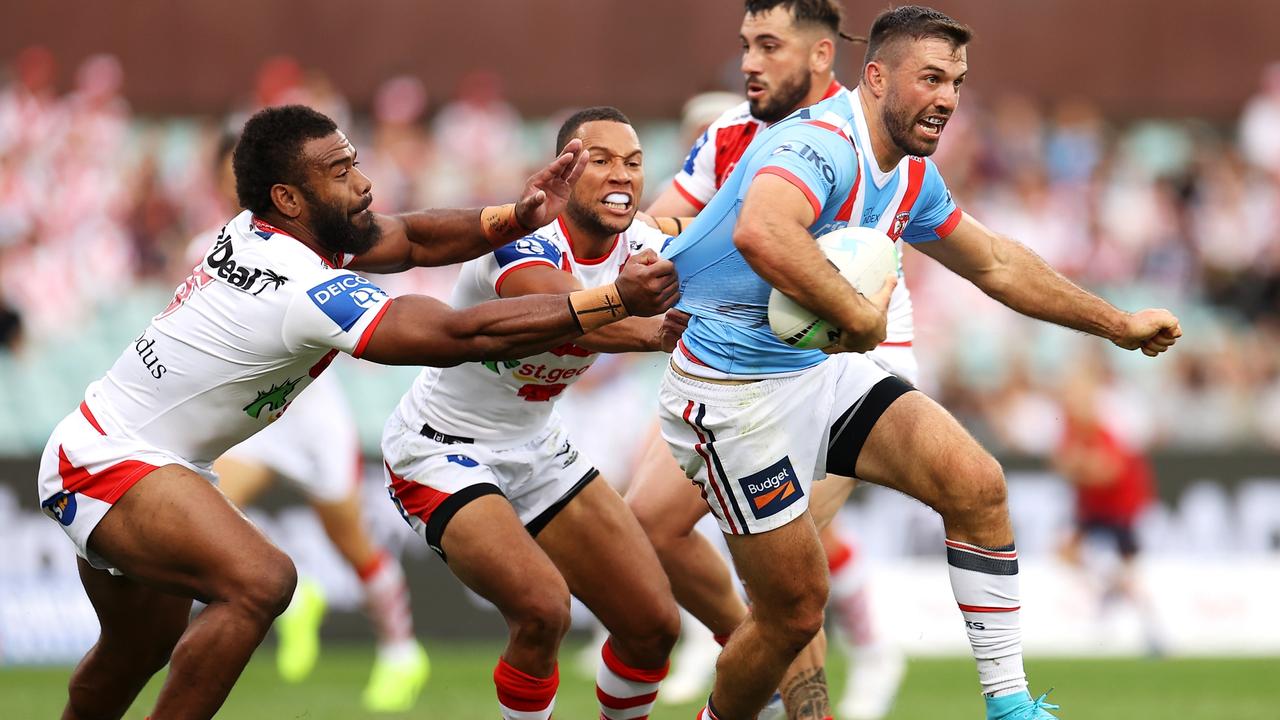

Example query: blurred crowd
[2,46,1279,455]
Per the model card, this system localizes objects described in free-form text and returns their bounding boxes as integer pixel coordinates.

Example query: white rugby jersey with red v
[37,210,392,565]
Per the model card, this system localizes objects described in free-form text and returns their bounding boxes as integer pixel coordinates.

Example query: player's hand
[659,309,691,353]
[823,274,897,355]
[514,138,588,231]
[1112,308,1182,357]
[616,249,679,317]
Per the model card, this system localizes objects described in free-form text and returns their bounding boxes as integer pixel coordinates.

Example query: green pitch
[2,643,1276,719]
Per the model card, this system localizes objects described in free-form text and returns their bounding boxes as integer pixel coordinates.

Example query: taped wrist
[480,203,531,246]
[567,283,630,332]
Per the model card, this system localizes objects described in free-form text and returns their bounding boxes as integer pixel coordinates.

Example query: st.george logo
[243,377,301,420]
[737,456,804,520]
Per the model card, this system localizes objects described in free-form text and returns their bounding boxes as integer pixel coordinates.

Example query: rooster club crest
[890,211,911,239]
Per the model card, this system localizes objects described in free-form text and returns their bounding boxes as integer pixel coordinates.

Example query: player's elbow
[732,224,772,264]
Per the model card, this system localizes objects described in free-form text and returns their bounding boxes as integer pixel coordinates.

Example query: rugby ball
[767,226,898,350]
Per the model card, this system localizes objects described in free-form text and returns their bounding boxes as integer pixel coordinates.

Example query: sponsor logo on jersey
[41,491,77,526]
[446,454,478,467]
[133,331,168,379]
[306,273,388,331]
[737,456,804,519]
[771,142,836,185]
[553,441,579,469]
[513,363,592,384]
[514,238,546,255]
[243,377,301,420]
[205,232,289,295]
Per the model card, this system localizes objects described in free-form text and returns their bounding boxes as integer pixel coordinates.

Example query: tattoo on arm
[781,667,831,720]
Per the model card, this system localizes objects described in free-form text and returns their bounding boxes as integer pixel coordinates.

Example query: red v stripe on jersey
[887,158,926,240]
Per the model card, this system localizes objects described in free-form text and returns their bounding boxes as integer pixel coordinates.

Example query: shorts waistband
[420,422,474,445]
[669,359,759,385]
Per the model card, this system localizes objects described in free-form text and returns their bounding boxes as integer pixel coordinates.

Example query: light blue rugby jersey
[662,89,962,377]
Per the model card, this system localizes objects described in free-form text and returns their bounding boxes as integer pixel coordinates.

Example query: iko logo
[772,142,836,185]
[307,273,388,331]
[41,491,77,526]
[737,456,804,520]
[204,232,288,295]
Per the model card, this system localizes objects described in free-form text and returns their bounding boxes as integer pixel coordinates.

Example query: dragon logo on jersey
[205,232,289,295]
[243,377,301,420]
[41,491,77,526]
[737,456,804,520]
[481,359,522,374]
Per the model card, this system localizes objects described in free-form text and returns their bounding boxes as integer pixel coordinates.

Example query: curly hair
[233,105,338,216]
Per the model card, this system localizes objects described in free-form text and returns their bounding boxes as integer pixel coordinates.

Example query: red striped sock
[597,637,669,719]
[357,549,416,650]
[944,538,1027,697]
[494,657,558,720]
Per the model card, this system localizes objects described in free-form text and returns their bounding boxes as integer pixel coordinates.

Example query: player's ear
[863,60,888,99]
[270,183,303,219]
[811,36,834,75]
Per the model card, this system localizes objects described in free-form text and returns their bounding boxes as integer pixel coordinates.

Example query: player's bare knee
[932,450,1006,520]
[233,549,298,620]
[756,580,827,651]
[506,584,571,647]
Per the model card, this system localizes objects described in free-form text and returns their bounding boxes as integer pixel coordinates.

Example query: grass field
[2,643,1277,719]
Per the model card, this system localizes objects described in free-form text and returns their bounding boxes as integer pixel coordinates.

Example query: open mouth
[352,195,373,215]
[918,114,948,137]
[602,192,632,213]
[746,80,767,100]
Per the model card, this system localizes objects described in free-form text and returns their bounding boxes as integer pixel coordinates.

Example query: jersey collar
[556,216,619,266]
[250,214,341,268]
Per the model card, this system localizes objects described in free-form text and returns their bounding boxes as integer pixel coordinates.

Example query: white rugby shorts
[381,412,598,559]
[658,352,908,535]
[220,374,360,503]
[37,401,204,571]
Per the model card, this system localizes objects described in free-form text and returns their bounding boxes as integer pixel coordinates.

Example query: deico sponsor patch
[737,456,804,519]
[307,273,388,331]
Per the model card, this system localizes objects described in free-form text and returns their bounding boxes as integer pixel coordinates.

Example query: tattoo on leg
[781,667,831,720]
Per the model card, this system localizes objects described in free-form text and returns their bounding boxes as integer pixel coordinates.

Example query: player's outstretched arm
[494,258,669,353]
[917,212,1182,356]
[358,251,678,366]
[735,174,888,352]
[349,139,589,273]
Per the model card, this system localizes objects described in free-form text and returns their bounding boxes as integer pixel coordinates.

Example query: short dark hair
[863,5,972,67]
[555,106,632,155]
[744,0,851,40]
[233,105,338,216]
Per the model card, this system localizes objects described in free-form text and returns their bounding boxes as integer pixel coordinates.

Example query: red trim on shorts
[683,401,740,535]
[755,167,822,220]
[385,462,452,522]
[493,658,559,712]
[78,402,105,435]
[935,206,963,238]
[493,260,558,296]
[57,446,158,504]
[601,637,669,683]
[958,603,1021,613]
[672,179,707,211]
[878,340,913,347]
[352,299,393,358]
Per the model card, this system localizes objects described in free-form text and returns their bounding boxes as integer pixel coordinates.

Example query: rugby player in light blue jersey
[658,7,1182,720]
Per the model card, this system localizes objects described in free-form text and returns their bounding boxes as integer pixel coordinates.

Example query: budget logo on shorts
[737,456,804,519]
[307,273,387,331]
[42,491,77,526]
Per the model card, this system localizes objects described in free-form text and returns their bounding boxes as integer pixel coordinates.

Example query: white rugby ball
[767,226,898,350]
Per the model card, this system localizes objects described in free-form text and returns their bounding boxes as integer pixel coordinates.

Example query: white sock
[945,538,1028,698]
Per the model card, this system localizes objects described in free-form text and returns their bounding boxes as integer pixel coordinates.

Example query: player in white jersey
[190,134,428,712]
[382,107,681,720]
[36,105,679,720]
[637,3,905,718]
[660,7,1180,720]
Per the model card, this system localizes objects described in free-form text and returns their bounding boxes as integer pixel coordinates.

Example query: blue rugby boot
[985,689,1060,720]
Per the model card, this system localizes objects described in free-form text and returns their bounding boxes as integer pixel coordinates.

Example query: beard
[303,187,381,257]
[747,69,812,124]
[565,196,633,238]
[882,88,943,158]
